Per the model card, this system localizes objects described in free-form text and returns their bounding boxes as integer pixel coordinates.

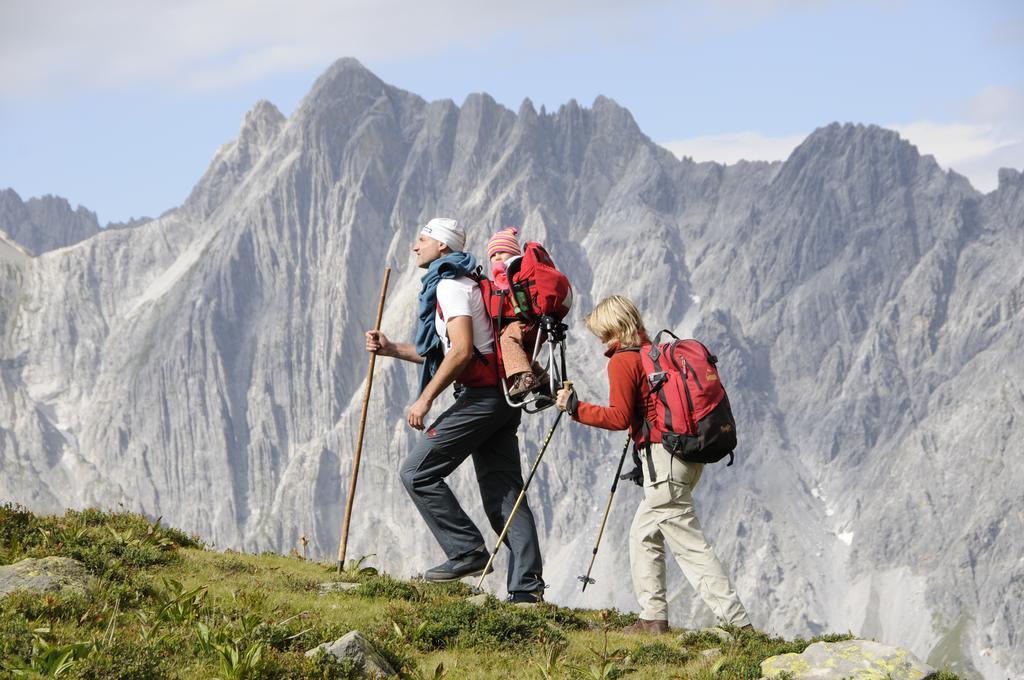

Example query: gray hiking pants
[399,386,545,594]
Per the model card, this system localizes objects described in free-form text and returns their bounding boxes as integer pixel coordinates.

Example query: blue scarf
[415,251,477,394]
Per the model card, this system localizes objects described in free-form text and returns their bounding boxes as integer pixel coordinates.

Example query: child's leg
[499,321,533,378]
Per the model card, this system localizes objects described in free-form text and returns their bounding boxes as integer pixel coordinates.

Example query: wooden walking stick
[337,267,391,573]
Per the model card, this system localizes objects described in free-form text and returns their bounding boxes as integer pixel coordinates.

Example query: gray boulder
[761,639,936,679]
[306,630,396,678]
[0,557,91,598]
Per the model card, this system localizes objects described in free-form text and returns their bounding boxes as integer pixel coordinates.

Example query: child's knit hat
[487,226,521,259]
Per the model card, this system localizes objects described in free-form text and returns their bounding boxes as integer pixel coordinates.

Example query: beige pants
[629,443,750,627]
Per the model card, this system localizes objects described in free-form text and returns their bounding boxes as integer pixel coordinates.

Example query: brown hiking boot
[621,618,670,635]
[508,371,539,397]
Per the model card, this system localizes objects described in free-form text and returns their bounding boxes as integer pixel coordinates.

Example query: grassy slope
[0,505,961,679]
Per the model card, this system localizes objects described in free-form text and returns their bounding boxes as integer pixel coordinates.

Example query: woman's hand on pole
[556,385,579,416]
[365,330,392,356]
[555,387,572,412]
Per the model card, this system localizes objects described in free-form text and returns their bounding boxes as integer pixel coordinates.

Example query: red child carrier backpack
[495,242,573,322]
[638,330,738,465]
[434,238,573,393]
[481,241,573,375]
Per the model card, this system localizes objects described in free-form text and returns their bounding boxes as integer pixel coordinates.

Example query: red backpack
[480,241,573,378]
[638,330,737,466]
[489,241,573,323]
[444,241,573,386]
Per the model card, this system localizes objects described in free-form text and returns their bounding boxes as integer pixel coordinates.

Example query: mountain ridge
[1,57,1020,679]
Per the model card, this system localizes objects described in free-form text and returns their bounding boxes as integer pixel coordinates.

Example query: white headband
[420,217,466,252]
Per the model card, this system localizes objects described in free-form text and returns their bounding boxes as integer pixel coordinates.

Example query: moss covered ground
[0,504,962,679]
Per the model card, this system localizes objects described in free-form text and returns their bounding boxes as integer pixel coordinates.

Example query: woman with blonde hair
[556,295,752,634]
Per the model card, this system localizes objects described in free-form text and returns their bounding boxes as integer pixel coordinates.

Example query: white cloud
[0,0,848,100]
[0,0,665,99]
[891,121,1023,192]
[661,85,1024,194]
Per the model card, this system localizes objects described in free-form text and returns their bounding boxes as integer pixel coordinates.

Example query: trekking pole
[474,381,573,592]
[337,267,391,573]
[578,434,632,591]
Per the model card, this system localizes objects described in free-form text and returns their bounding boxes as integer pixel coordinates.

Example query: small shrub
[355,575,421,601]
[391,599,566,651]
[4,636,96,677]
[1,506,199,578]
[91,572,157,609]
[215,554,259,575]
[599,608,639,630]
[0,503,38,563]
[809,632,855,644]
[66,639,166,680]
[537,604,588,631]
[418,580,473,600]
[710,656,763,678]
[282,572,320,592]
[250,614,318,653]
[152,578,209,624]
[627,641,688,666]
[195,618,267,679]
[259,648,361,680]
[0,612,34,667]
[0,588,92,623]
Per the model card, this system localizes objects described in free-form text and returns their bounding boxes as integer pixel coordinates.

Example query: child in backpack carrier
[487,227,546,398]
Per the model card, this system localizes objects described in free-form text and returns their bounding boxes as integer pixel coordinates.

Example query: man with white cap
[365,218,545,601]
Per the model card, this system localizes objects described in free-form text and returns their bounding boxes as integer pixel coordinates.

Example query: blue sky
[1,0,1021,224]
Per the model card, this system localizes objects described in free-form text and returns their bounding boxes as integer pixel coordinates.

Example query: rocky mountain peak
[296,56,396,122]
[184,99,288,217]
[768,122,956,211]
[240,99,285,146]
[590,95,643,136]
[0,189,100,255]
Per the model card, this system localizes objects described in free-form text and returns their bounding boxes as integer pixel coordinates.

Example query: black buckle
[648,371,669,391]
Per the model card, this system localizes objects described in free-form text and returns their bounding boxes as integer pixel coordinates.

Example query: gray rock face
[0,557,91,598]
[761,640,936,679]
[305,630,396,677]
[1,58,1021,679]
[0,189,101,255]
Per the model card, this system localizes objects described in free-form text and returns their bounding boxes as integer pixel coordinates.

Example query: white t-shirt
[435,277,495,355]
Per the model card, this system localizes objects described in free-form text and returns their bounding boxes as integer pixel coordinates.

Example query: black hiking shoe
[506,590,544,606]
[423,549,493,582]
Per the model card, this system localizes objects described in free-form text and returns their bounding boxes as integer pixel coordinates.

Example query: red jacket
[573,343,658,441]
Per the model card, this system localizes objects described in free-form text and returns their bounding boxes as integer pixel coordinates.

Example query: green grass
[0,504,964,679]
